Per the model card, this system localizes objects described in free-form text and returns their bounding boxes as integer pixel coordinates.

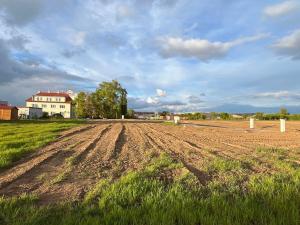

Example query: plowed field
[1,120,300,205]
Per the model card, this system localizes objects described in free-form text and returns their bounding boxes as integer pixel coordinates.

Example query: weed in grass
[36,173,47,181]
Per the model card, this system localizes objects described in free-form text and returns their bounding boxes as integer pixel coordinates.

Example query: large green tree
[95,80,127,119]
[76,80,128,119]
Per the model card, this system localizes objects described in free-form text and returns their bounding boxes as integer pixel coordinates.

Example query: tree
[127,109,135,119]
[93,80,128,119]
[220,112,231,120]
[279,108,288,115]
[159,111,169,116]
[74,80,128,119]
[255,112,264,120]
[85,93,97,118]
[75,92,87,118]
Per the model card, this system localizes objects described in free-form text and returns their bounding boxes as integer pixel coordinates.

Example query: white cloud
[253,91,300,100]
[264,1,299,17]
[146,96,159,104]
[159,34,268,61]
[272,29,300,60]
[156,88,167,97]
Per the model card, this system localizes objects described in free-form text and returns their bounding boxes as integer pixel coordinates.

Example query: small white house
[17,107,43,119]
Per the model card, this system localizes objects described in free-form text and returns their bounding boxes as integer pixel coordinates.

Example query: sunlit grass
[1,152,300,224]
[0,121,83,168]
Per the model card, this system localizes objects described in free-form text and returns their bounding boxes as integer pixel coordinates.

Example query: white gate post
[280,119,286,133]
[174,116,180,124]
[250,118,255,129]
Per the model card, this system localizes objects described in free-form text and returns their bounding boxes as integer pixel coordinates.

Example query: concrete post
[122,115,124,120]
[280,119,286,133]
[174,116,180,124]
[250,118,255,129]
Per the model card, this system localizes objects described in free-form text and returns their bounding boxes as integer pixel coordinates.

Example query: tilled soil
[0,121,300,204]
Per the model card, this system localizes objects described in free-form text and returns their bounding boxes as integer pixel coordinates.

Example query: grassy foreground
[0,120,83,168]
[1,150,300,225]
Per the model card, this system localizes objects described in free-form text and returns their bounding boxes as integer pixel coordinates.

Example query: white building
[25,91,75,118]
[17,107,43,119]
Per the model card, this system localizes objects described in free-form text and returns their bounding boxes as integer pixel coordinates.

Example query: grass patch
[2,151,300,224]
[162,121,177,126]
[0,121,84,168]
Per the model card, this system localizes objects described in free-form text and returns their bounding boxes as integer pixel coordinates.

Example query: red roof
[36,92,70,97]
[26,92,73,102]
[0,105,18,110]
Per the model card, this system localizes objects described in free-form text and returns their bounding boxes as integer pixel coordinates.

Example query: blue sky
[0,0,300,113]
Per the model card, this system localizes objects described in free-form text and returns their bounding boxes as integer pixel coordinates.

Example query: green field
[1,151,300,225]
[0,120,83,168]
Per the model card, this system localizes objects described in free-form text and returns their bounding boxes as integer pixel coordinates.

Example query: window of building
[42,104,47,108]
[51,105,56,108]
[60,105,65,109]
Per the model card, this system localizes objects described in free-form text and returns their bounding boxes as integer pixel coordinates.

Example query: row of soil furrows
[147,123,295,174]
[35,123,157,204]
[0,124,108,197]
[158,124,274,171]
[136,123,213,184]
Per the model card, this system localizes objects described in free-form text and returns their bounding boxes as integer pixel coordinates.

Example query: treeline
[181,112,234,120]
[74,80,133,119]
[254,108,300,120]
[179,108,300,121]
[181,112,207,120]
[255,113,300,120]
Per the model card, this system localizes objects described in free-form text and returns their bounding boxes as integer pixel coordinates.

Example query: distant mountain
[206,104,300,114]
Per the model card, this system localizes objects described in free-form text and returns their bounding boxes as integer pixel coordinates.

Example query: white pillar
[250,118,255,129]
[122,115,124,120]
[280,119,286,133]
[174,116,180,124]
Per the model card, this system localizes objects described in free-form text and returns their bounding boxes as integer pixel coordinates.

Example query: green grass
[0,120,83,168]
[2,152,300,225]
[162,121,177,126]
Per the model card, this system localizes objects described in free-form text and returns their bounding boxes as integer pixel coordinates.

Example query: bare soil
[0,120,299,204]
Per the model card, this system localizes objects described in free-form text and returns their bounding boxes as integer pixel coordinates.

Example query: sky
[0,0,300,113]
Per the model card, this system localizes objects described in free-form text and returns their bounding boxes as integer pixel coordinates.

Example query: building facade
[17,107,43,119]
[25,92,75,118]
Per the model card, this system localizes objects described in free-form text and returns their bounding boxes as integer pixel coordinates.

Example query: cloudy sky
[0,0,300,113]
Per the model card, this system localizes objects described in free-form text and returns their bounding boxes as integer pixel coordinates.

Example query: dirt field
[0,120,300,204]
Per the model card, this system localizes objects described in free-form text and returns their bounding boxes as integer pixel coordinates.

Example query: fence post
[250,118,255,129]
[280,119,286,133]
[174,116,180,124]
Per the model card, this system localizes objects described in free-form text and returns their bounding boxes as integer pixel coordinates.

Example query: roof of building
[26,91,73,103]
[0,105,18,110]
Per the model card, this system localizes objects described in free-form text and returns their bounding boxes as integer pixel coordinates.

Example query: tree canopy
[74,80,128,119]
